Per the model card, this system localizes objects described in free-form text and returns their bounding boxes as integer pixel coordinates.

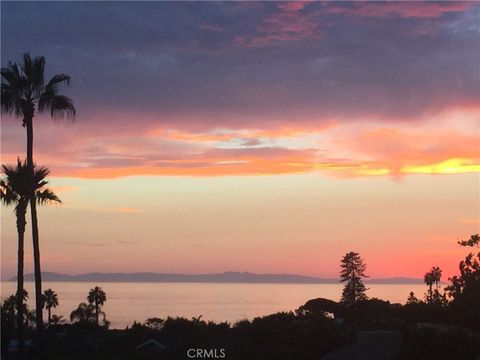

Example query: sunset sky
[1,1,479,280]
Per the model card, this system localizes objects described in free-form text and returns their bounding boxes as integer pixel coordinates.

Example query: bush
[403,325,480,360]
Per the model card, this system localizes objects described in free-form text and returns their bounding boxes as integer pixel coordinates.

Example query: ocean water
[0,282,426,329]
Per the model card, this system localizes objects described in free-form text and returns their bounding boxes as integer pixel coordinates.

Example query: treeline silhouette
[1,235,479,359]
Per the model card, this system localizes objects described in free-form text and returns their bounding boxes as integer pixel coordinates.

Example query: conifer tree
[340,251,368,305]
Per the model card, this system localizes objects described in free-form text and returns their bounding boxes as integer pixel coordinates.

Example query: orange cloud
[2,110,478,179]
[61,147,318,178]
[147,122,337,143]
[336,128,480,177]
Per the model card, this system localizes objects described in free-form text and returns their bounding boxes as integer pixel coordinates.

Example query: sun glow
[401,158,480,175]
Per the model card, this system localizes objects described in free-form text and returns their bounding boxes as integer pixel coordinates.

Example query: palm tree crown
[1,53,75,123]
[88,286,107,306]
[43,289,59,310]
[87,286,107,326]
[2,160,61,205]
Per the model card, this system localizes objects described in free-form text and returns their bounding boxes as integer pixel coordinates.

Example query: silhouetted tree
[406,291,420,305]
[1,53,75,330]
[1,160,60,348]
[1,291,30,332]
[340,251,368,305]
[424,266,444,304]
[87,286,107,326]
[144,317,165,331]
[50,314,65,325]
[296,298,340,317]
[43,288,59,326]
[445,234,480,313]
[1,295,16,325]
[70,302,97,324]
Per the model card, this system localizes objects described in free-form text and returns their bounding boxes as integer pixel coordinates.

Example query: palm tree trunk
[30,197,43,330]
[16,205,26,353]
[48,308,51,327]
[25,113,44,331]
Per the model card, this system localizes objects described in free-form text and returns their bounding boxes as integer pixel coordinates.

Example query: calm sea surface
[1,282,426,329]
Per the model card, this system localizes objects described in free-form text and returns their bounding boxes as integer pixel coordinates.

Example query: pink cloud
[234,2,321,48]
[323,2,474,19]
[2,109,478,179]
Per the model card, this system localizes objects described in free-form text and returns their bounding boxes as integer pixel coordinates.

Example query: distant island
[10,271,425,284]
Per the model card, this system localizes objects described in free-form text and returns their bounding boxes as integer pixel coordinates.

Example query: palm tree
[430,266,442,292]
[1,53,75,330]
[1,160,60,347]
[424,266,442,303]
[43,289,59,326]
[424,271,434,296]
[87,286,107,326]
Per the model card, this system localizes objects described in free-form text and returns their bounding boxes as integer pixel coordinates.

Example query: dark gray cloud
[2,1,479,130]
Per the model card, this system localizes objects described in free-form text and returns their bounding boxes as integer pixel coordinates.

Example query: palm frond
[31,55,46,96]
[1,63,21,86]
[44,73,71,92]
[1,84,20,115]
[38,94,76,120]
[20,54,45,94]
[32,165,50,186]
[20,53,33,79]
[0,179,19,205]
[36,188,61,205]
[1,68,27,117]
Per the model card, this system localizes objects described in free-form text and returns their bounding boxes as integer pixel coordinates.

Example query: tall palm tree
[1,160,60,346]
[87,286,107,326]
[42,289,59,327]
[1,53,75,329]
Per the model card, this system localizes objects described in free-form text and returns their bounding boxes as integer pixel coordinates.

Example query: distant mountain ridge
[10,271,424,284]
